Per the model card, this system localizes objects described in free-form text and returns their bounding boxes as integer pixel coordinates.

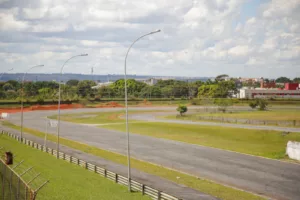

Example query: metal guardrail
[0,130,182,200]
[0,158,34,200]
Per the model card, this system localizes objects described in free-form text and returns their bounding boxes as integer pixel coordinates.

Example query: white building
[239,88,300,99]
[92,81,113,89]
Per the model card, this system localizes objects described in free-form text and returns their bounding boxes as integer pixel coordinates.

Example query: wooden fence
[0,130,181,200]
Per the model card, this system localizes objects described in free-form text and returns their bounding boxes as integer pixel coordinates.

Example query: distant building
[239,83,300,99]
[91,81,113,89]
[136,78,171,86]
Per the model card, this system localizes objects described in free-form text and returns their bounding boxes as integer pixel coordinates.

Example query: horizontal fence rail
[177,115,300,127]
[0,130,182,200]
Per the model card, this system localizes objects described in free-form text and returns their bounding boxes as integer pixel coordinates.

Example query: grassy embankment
[1,120,265,200]
[0,134,150,200]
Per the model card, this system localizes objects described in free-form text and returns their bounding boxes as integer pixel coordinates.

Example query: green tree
[248,99,268,111]
[257,99,268,111]
[249,101,257,109]
[176,105,188,116]
[6,80,20,90]
[77,80,96,98]
[197,85,219,98]
[66,79,80,87]
[161,86,173,98]
[293,77,300,83]
[3,83,13,91]
[275,77,291,83]
[111,79,147,97]
[38,88,52,99]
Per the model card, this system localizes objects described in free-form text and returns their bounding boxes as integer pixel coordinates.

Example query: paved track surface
[6,107,300,200]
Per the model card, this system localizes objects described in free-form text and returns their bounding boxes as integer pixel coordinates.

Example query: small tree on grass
[214,98,233,113]
[248,99,268,111]
[249,101,257,109]
[257,99,268,111]
[177,105,188,116]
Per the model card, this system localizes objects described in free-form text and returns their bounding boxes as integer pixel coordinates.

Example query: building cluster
[238,78,300,99]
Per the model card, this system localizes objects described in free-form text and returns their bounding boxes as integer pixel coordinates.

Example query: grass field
[48,111,300,159]
[1,121,265,200]
[0,134,150,200]
[48,111,127,124]
[103,122,300,159]
[165,110,300,121]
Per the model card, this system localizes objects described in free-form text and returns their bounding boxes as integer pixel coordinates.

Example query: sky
[0,0,299,78]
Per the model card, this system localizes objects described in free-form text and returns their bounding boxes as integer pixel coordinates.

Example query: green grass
[49,111,300,159]
[169,110,300,121]
[1,121,265,200]
[103,122,300,159]
[0,134,150,200]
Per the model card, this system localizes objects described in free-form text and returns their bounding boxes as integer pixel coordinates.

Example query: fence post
[9,169,13,199]
[115,174,118,183]
[17,177,21,200]
[158,191,161,200]
[94,165,97,173]
[104,169,107,177]
[1,163,6,200]
[142,184,145,195]
[70,156,72,163]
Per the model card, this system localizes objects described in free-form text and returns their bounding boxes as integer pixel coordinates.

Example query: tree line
[0,76,299,101]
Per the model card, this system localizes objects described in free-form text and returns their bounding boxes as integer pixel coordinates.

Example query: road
[6,107,300,200]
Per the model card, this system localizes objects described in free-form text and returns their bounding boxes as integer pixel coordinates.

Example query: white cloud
[0,9,28,31]
[23,8,48,19]
[0,0,299,78]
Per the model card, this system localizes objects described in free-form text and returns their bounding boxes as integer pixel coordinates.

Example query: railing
[0,130,181,200]
[0,158,35,200]
[176,115,300,127]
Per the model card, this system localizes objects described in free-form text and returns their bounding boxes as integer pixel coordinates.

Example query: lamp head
[80,54,88,56]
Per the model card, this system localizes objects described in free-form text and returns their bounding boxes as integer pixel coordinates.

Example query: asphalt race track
[7,107,300,200]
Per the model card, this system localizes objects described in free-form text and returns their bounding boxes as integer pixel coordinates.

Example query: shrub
[176,105,188,116]
[257,99,268,111]
[249,101,257,109]
[249,99,268,111]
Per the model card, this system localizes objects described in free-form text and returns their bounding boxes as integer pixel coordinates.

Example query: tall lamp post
[0,68,14,81]
[124,30,161,191]
[20,65,44,142]
[57,54,88,158]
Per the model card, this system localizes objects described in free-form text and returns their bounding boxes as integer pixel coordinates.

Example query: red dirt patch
[94,102,123,108]
[0,104,84,114]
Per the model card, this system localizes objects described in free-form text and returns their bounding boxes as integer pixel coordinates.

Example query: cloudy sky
[0,0,299,78]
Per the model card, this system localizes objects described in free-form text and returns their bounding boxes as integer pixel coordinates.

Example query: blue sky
[0,0,299,78]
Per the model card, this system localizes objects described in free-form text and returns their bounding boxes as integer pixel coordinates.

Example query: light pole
[0,68,14,81]
[20,65,44,142]
[57,54,88,158]
[124,30,161,191]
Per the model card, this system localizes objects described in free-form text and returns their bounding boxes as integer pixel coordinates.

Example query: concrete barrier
[286,141,300,161]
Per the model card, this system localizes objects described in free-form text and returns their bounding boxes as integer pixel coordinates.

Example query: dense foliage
[0,76,299,101]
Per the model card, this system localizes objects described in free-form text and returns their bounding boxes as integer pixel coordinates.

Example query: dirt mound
[30,104,84,111]
[94,102,123,108]
[0,104,84,114]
